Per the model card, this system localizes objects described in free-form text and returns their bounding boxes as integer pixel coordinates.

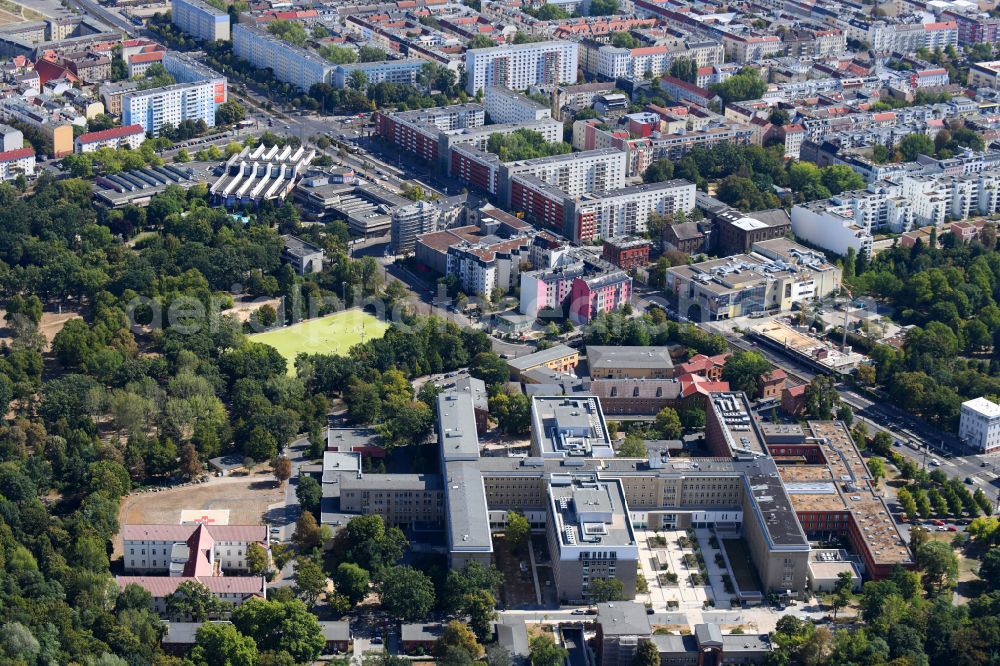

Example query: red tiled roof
[115,575,265,597]
[77,124,145,145]
[0,147,34,162]
[631,46,668,56]
[129,51,163,65]
[120,524,267,543]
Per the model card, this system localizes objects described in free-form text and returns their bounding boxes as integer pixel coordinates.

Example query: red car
[947,526,958,532]
[932,519,945,526]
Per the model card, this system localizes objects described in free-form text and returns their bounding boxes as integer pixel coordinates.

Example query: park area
[249,309,389,371]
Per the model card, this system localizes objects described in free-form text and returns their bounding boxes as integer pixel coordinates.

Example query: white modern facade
[171,0,230,42]
[332,58,426,89]
[162,50,228,105]
[573,179,697,239]
[465,40,578,94]
[504,148,628,201]
[122,81,217,136]
[595,45,672,80]
[791,168,1000,256]
[484,86,552,125]
[233,23,333,91]
[959,397,1000,453]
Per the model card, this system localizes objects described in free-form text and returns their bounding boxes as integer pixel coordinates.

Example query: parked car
[947,526,958,532]
[932,519,945,526]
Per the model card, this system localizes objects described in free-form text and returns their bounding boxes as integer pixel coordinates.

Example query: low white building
[122,523,268,574]
[959,397,1000,453]
[0,146,34,180]
[75,124,145,153]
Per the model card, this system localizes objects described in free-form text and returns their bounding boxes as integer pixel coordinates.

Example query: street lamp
[342,281,347,306]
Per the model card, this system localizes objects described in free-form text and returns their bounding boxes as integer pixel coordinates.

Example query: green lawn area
[250,310,389,373]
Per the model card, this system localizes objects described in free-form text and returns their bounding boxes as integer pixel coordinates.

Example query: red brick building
[602,236,651,270]
[675,353,730,382]
[781,384,806,416]
[757,368,786,400]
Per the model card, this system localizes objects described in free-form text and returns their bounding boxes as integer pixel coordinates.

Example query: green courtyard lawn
[250,309,389,372]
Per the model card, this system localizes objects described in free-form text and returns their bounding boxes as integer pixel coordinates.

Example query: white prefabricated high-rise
[465,40,578,94]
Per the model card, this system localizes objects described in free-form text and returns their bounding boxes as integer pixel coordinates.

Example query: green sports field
[250,310,389,372]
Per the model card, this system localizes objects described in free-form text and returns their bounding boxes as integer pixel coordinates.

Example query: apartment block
[0,147,34,180]
[162,50,228,105]
[503,148,628,207]
[233,24,332,91]
[75,124,145,153]
[602,237,651,271]
[172,0,230,42]
[484,86,552,125]
[391,200,441,255]
[0,98,74,157]
[331,59,426,89]
[569,179,697,242]
[123,81,217,136]
[465,40,578,94]
[117,523,266,616]
[568,270,632,324]
[446,235,532,297]
[506,344,580,379]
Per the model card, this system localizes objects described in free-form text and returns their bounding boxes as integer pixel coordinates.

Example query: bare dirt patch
[0,308,82,351]
[115,472,282,557]
[222,296,281,323]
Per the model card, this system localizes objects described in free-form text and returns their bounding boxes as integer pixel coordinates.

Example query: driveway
[266,437,311,585]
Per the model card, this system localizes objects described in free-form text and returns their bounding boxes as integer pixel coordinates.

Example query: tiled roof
[76,123,145,144]
[115,575,265,597]
[0,147,34,162]
[121,524,267,543]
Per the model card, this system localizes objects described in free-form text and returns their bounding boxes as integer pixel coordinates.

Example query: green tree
[334,562,371,604]
[721,351,772,396]
[469,351,509,387]
[589,0,619,15]
[611,32,639,48]
[617,435,647,458]
[633,640,660,666]
[247,542,269,576]
[505,511,531,554]
[166,581,227,621]
[296,475,322,515]
[468,34,498,48]
[654,406,682,439]
[294,557,328,607]
[669,58,697,83]
[866,457,885,486]
[190,622,258,666]
[231,598,325,664]
[916,541,958,594]
[588,578,626,602]
[292,510,326,551]
[529,633,568,666]
[435,620,483,660]
[464,590,498,642]
[710,69,767,105]
[379,565,436,621]
[898,134,935,161]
